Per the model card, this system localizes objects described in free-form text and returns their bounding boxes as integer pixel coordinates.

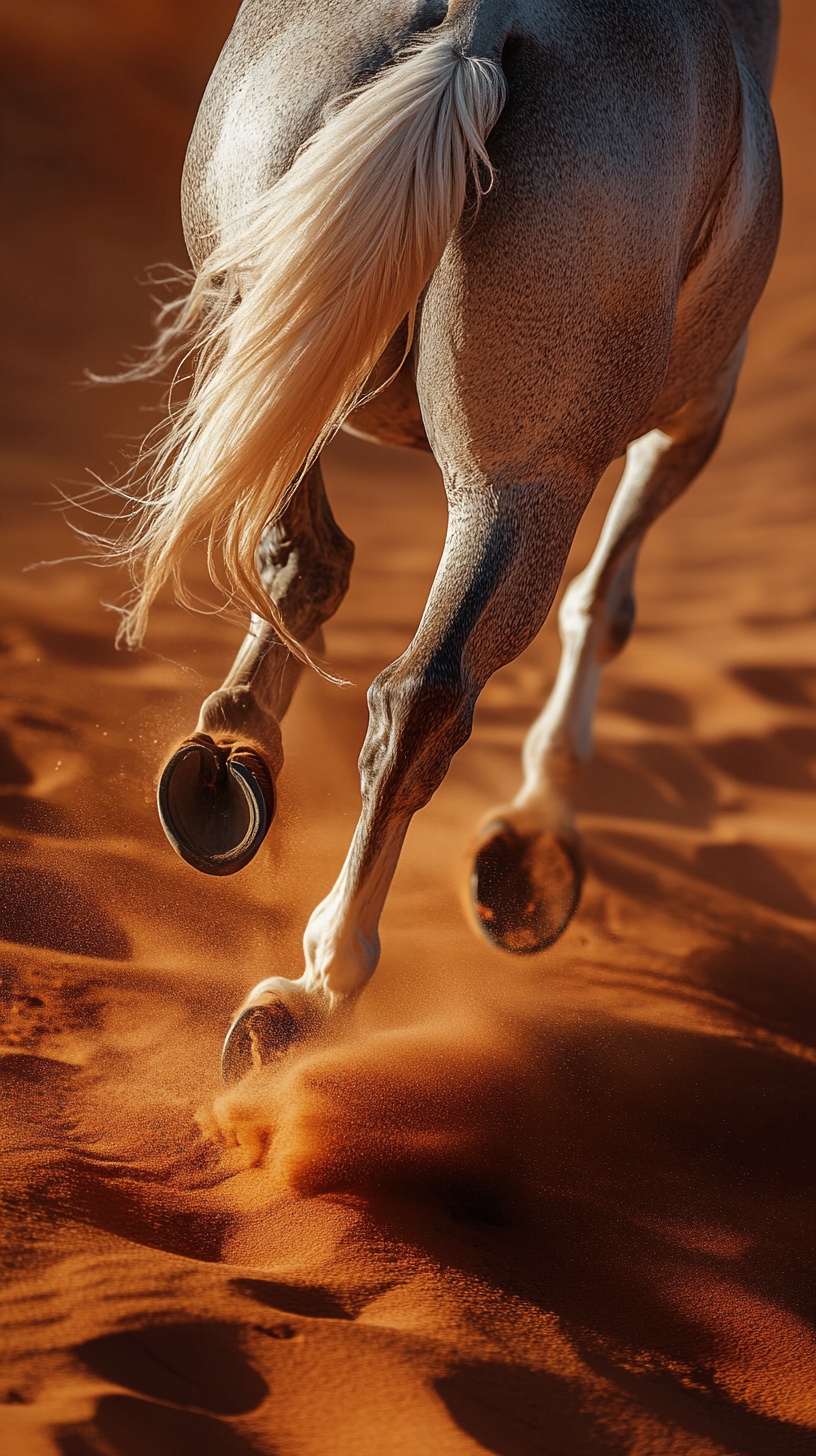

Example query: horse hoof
[471,820,583,954]
[221,997,299,1084]
[157,734,274,876]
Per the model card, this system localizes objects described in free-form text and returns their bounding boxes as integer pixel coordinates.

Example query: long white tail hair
[115,34,506,655]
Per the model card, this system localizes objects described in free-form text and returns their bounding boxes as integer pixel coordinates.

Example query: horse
[116,0,781,1081]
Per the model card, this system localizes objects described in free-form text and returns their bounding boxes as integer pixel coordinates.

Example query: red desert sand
[1,4,814,1453]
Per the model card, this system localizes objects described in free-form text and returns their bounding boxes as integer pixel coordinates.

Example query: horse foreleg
[157,459,353,876]
[471,341,746,953]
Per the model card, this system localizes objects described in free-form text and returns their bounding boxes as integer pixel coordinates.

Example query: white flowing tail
[117,35,506,653]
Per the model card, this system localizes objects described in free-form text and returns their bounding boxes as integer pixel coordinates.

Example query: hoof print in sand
[602,682,692,727]
[73,1323,268,1416]
[693,842,816,921]
[0,958,103,1052]
[232,1276,351,1321]
[731,662,816,709]
[56,1395,260,1456]
[436,1361,619,1456]
[701,726,816,792]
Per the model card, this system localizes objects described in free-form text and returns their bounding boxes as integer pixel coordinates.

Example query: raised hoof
[221,998,299,1084]
[471,821,583,954]
[157,734,274,876]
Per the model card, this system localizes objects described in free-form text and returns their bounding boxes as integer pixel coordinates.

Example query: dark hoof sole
[157,735,274,876]
[471,821,583,954]
[221,999,299,1084]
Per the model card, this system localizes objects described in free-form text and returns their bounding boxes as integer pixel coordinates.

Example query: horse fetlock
[243,975,329,1026]
[523,720,588,795]
[197,687,284,776]
[303,911,380,1001]
[511,788,580,844]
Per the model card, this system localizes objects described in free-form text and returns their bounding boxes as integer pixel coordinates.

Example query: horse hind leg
[220,463,588,1081]
[472,342,746,953]
[157,459,353,876]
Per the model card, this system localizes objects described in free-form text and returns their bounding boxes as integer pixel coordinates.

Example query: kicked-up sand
[1,4,814,1453]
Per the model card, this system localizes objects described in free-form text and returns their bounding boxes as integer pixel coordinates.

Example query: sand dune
[1,3,814,1453]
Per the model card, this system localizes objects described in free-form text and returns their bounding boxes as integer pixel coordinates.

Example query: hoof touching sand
[221,999,299,1085]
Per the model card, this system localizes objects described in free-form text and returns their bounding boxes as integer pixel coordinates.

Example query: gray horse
[124,0,780,1079]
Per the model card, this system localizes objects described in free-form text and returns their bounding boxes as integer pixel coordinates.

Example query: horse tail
[116,32,506,654]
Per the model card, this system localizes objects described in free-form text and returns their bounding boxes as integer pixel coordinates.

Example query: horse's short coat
[131,0,781,1075]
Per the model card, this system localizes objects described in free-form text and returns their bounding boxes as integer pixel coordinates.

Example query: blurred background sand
[0,4,814,1453]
